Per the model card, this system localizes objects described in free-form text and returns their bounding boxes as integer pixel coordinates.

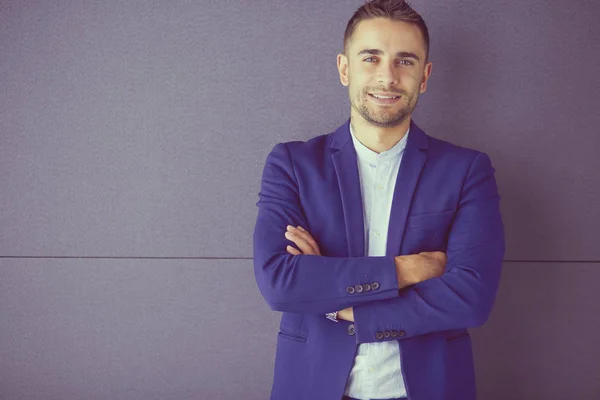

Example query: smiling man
[253,1,505,400]
[341,17,430,152]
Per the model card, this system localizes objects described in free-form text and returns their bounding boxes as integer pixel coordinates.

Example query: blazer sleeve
[253,143,400,314]
[352,152,506,343]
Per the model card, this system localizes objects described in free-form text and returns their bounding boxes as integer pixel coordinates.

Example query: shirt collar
[349,122,410,164]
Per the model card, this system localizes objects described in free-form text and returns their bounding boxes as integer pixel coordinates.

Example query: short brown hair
[343,0,430,61]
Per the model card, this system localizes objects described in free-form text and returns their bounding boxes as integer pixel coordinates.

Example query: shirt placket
[369,156,388,256]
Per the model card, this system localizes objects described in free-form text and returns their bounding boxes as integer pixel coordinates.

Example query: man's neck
[349,115,411,154]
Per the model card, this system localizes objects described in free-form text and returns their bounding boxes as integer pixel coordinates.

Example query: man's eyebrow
[357,49,421,61]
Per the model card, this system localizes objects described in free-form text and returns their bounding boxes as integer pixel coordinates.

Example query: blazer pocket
[406,210,456,230]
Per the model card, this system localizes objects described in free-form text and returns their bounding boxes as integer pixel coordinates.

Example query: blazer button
[371,282,380,290]
[376,332,384,340]
[391,331,398,338]
[346,286,355,294]
[384,331,391,338]
[347,324,355,336]
[397,330,406,337]
[363,283,371,292]
[355,284,363,293]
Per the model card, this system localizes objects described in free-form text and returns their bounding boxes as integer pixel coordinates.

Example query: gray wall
[1,1,598,399]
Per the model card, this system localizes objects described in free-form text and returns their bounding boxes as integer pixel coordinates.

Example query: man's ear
[337,53,349,87]
[420,61,433,93]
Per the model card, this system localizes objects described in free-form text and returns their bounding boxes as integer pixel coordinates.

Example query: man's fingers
[296,226,316,245]
[285,231,316,255]
[286,245,301,256]
[285,225,320,255]
[288,225,313,240]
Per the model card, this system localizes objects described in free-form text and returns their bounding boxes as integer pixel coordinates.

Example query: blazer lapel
[330,120,365,257]
[386,120,429,256]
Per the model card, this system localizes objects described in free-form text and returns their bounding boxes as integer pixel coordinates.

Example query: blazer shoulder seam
[460,151,488,192]
[280,142,300,189]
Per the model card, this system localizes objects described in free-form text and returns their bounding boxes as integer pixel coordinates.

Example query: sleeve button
[376,332,384,340]
[363,283,371,292]
[391,331,398,337]
[371,282,380,290]
[383,331,391,338]
[397,330,406,337]
[355,284,363,293]
[346,286,355,294]
[347,324,355,336]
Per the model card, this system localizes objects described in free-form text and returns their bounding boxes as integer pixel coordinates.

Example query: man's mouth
[368,93,401,104]
[370,93,400,99]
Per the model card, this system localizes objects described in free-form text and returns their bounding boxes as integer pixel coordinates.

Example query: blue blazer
[253,119,505,400]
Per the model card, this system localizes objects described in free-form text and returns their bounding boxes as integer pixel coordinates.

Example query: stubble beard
[351,86,420,128]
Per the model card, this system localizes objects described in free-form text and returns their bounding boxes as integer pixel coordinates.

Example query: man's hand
[337,307,354,322]
[395,251,447,289]
[284,225,321,256]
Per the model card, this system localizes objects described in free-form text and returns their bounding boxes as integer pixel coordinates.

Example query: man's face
[337,18,432,128]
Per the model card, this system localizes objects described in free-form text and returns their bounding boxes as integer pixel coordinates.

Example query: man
[253,1,505,399]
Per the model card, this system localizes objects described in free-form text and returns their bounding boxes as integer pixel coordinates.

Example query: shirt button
[376,184,384,190]
[372,231,380,237]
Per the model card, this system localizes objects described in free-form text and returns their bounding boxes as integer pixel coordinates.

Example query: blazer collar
[330,117,429,257]
[330,118,429,152]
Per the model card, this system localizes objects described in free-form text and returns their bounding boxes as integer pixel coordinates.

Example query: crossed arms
[284,224,448,322]
[253,143,505,343]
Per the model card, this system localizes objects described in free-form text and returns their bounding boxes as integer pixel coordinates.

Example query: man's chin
[364,113,409,128]
[352,102,411,128]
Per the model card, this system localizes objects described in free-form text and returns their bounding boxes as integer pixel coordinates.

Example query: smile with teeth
[370,94,400,99]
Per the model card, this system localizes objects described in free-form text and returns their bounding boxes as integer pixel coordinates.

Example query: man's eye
[398,60,414,66]
[364,57,377,62]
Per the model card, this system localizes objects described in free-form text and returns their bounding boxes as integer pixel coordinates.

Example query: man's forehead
[349,18,425,56]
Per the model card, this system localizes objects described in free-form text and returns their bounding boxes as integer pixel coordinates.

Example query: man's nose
[377,62,398,86]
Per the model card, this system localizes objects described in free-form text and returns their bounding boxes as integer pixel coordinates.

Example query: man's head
[343,0,430,63]
[337,0,432,129]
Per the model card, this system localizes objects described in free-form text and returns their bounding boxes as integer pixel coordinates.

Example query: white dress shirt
[343,122,409,399]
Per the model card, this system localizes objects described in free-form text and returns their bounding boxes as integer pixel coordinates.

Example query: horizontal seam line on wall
[0,257,599,263]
